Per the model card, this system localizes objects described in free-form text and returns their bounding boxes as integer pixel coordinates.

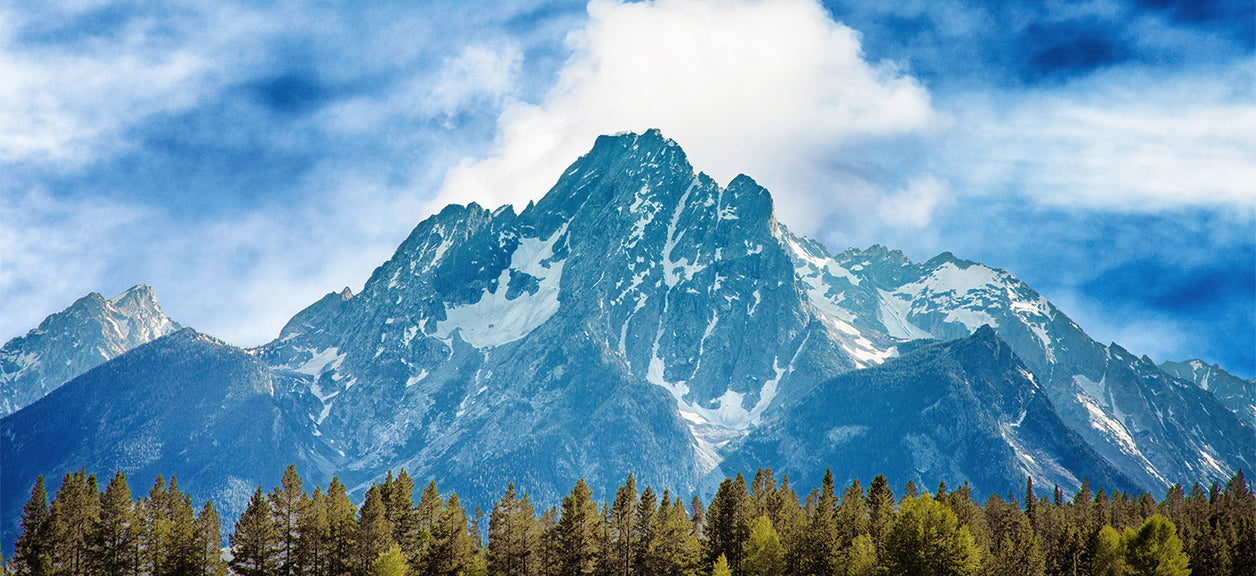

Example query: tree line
[6,466,1255,576]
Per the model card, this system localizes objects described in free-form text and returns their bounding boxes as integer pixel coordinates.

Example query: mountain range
[2,130,1252,550]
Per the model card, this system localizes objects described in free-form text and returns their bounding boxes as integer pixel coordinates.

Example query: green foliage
[743,516,782,576]
[25,467,1256,576]
[712,554,731,576]
[883,494,981,576]
[1123,515,1189,576]
[375,544,408,576]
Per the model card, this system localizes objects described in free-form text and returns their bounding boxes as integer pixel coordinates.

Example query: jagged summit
[1,284,181,416]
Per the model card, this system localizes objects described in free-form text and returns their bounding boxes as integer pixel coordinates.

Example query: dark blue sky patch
[16,2,191,48]
[247,71,328,116]
[1017,20,1131,82]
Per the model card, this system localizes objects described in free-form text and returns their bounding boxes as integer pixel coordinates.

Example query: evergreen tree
[12,477,53,576]
[705,474,751,576]
[841,534,877,576]
[299,488,330,576]
[633,486,657,575]
[416,481,445,572]
[1090,525,1125,576]
[49,469,100,576]
[711,555,731,576]
[557,479,601,576]
[325,478,358,576]
[270,465,309,576]
[92,471,135,576]
[388,470,422,562]
[488,483,537,576]
[866,475,895,559]
[802,469,839,576]
[883,494,980,576]
[608,475,638,576]
[742,516,782,576]
[229,487,279,576]
[375,544,408,576]
[196,501,227,576]
[644,495,699,576]
[749,469,777,521]
[1123,515,1189,576]
[162,478,202,576]
[429,494,476,576]
[836,479,868,549]
[358,485,396,576]
[689,497,704,540]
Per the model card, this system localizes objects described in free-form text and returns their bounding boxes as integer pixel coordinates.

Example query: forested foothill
[6,465,1254,576]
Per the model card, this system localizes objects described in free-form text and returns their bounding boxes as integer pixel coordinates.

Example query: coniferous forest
[6,466,1255,576]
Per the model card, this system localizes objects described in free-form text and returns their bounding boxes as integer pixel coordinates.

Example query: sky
[1,0,1253,378]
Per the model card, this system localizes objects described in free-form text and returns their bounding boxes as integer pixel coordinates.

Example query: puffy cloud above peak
[433,0,935,225]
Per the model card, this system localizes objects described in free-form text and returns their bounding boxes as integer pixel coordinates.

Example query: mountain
[1161,359,1256,428]
[781,238,1255,490]
[0,285,181,416]
[0,329,325,544]
[723,326,1136,497]
[2,131,1251,551]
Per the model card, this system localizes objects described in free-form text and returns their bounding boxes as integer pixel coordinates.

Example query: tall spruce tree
[92,471,135,576]
[48,469,100,576]
[557,479,601,576]
[487,484,536,576]
[357,485,396,576]
[325,478,358,576]
[229,487,279,576]
[865,475,894,559]
[429,494,476,576]
[196,501,227,576]
[12,477,52,576]
[270,465,309,576]
[608,475,638,576]
[705,474,751,576]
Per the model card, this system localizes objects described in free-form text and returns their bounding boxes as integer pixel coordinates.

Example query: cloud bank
[433,0,935,233]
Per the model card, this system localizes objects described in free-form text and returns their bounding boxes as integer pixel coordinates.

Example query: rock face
[723,326,1137,498]
[1161,359,1256,429]
[0,285,181,416]
[1,131,1252,551]
[0,330,321,542]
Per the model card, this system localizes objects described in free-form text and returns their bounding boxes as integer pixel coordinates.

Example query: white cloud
[948,65,1256,211]
[432,0,935,229]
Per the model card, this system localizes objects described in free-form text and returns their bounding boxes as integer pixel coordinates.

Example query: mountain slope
[723,326,1137,497]
[782,240,1255,489]
[0,285,181,415]
[0,329,326,548]
[1161,359,1256,428]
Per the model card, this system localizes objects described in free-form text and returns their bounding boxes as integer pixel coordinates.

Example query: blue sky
[1,0,1252,377]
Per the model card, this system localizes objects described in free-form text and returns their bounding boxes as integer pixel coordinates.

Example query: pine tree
[429,494,476,576]
[1090,525,1125,576]
[140,475,172,576]
[608,475,638,576]
[742,516,782,576]
[1123,515,1189,576]
[196,501,227,576]
[388,470,422,562]
[836,478,868,549]
[48,469,100,576]
[711,554,731,576]
[358,485,396,576]
[12,477,53,576]
[229,487,279,576]
[164,477,202,576]
[802,469,839,576]
[557,479,601,576]
[92,471,135,576]
[488,483,537,576]
[643,494,698,576]
[705,474,751,576]
[632,486,657,576]
[865,475,894,559]
[325,478,358,576]
[375,544,408,576]
[415,481,444,573]
[883,494,980,576]
[749,469,777,521]
[299,487,330,576]
[270,465,309,576]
